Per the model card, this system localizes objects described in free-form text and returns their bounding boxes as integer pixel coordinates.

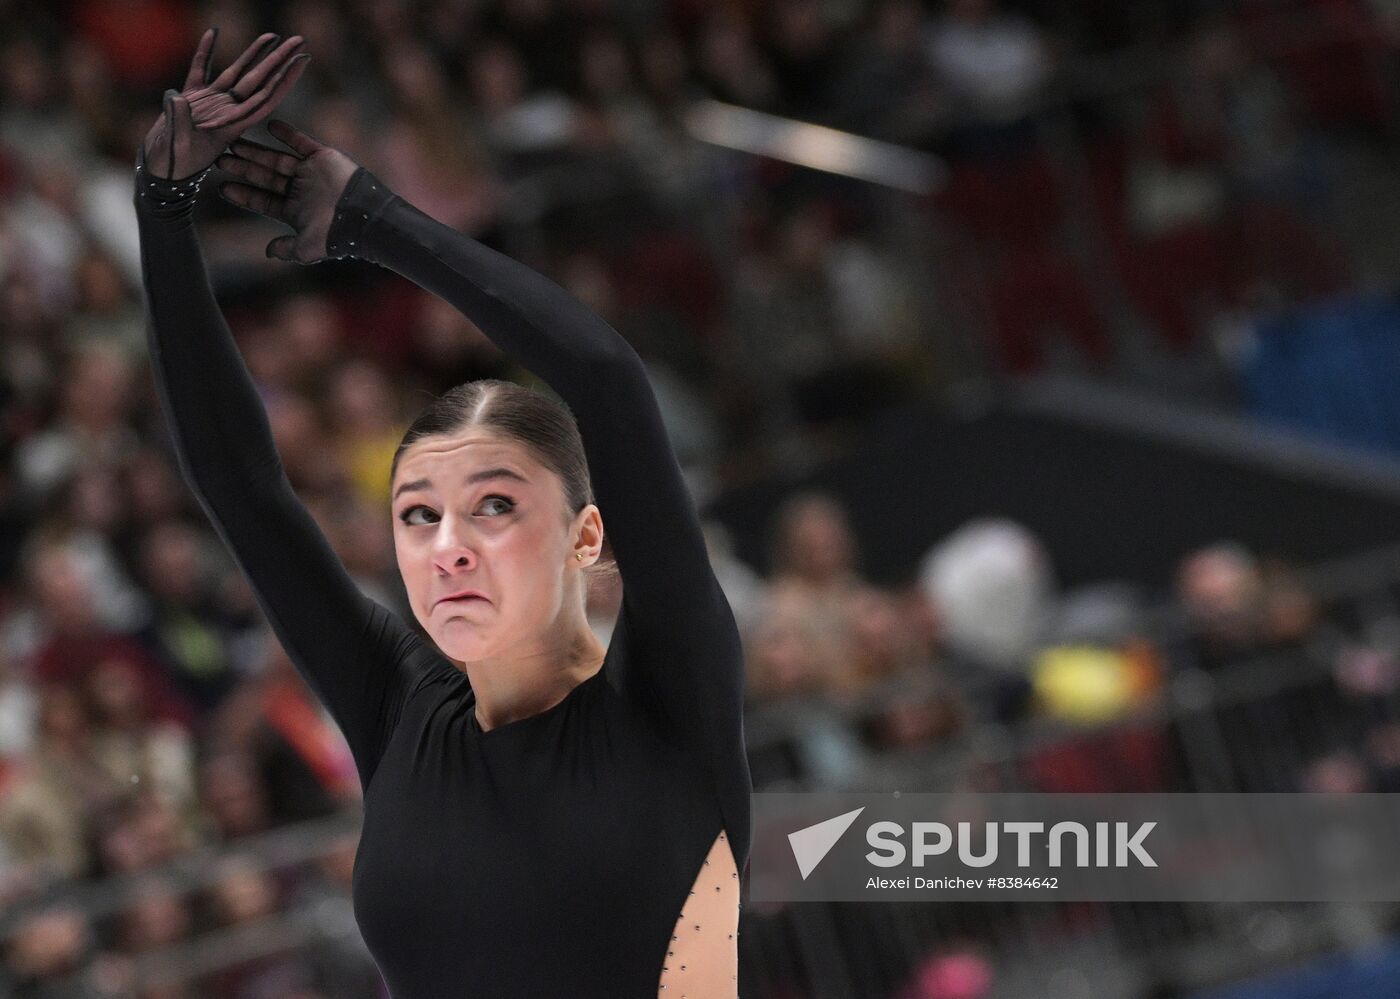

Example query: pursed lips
[435,591,490,608]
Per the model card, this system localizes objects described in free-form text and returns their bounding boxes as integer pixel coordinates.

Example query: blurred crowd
[3,0,1400,995]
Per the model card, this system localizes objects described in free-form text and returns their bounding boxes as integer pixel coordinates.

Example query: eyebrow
[392,467,530,501]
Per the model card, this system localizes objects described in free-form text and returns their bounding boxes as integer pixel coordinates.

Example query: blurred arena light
[683,99,947,196]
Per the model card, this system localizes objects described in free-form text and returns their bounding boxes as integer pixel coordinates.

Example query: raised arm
[135,33,431,788]
[217,122,746,759]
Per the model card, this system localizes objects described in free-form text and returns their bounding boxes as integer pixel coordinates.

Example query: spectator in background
[305,491,399,609]
[701,519,768,638]
[1257,555,1320,648]
[201,854,320,999]
[399,288,522,394]
[0,271,61,438]
[136,520,242,716]
[730,203,868,444]
[465,37,578,167]
[88,787,192,878]
[324,358,407,511]
[82,655,198,824]
[2,903,102,998]
[923,0,1052,156]
[60,247,145,360]
[264,392,345,496]
[99,873,197,995]
[1174,540,1267,669]
[482,0,587,96]
[242,643,358,823]
[114,873,193,956]
[603,30,717,215]
[1031,581,1164,727]
[696,10,779,110]
[196,751,272,844]
[766,490,870,627]
[828,586,924,700]
[22,542,191,728]
[378,40,504,235]
[831,586,967,753]
[15,342,141,507]
[744,599,838,704]
[0,685,114,880]
[123,448,192,537]
[204,632,359,827]
[281,1,364,103]
[830,0,944,143]
[270,293,345,394]
[920,518,1055,672]
[5,153,91,311]
[0,646,40,781]
[0,34,95,171]
[742,599,871,787]
[918,518,1055,722]
[39,464,150,635]
[761,0,842,119]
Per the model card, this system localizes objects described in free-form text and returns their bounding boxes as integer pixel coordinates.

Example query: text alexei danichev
[868,877,992,889]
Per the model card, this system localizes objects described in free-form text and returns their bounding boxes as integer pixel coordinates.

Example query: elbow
[590,331,650,385]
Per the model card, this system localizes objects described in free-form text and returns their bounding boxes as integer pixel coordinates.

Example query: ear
[570,504,605,565]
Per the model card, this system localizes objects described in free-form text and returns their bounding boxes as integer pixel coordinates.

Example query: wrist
[135,144,210,217]
[325,167,398,260]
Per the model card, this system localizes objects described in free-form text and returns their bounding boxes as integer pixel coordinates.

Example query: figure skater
[135,29,749,998]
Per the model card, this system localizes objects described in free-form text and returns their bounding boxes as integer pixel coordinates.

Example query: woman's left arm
[218,126,746,758]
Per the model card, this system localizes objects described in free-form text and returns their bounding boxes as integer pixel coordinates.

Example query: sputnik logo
[788,807,865,880]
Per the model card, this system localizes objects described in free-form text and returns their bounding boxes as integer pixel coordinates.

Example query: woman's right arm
[132,33,434,788]
[134,151,431,789]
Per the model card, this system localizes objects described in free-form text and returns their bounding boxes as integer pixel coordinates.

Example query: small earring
[575,552,585,561]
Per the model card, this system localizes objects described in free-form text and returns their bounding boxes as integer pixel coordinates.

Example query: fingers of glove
[161,90,179,179]
[266,119,322,158]
[216,153,291,195]
[265,235,301,262]
[218,181,287,221]
[229,138,301,175]
[168,93,196,133]
[211,32,280,91]
[183,28,217,90]
[228,35,304,101]
[212,53,309,131]
[166,94,212,179]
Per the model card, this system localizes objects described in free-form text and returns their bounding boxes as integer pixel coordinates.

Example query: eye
[479,495,514,516]
[397,496,514,525]
[398,504,438,526]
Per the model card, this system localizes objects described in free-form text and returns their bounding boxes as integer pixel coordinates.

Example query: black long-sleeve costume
[134,150,750,998]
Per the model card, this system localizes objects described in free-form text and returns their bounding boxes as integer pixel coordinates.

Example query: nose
[429,517,477,575]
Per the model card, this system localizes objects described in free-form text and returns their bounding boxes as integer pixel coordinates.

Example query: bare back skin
[660,830,740,995]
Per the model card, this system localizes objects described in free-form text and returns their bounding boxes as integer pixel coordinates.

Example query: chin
[433,629,491,663]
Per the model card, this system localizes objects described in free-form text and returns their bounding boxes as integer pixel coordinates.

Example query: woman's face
[391,430,597,665]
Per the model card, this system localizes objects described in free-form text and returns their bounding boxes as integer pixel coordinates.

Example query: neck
[461,619,608,732]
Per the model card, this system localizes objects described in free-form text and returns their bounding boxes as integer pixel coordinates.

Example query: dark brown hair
[391,380,617,577]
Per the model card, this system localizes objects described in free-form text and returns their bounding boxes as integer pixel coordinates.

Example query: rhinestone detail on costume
[658,828,740,996]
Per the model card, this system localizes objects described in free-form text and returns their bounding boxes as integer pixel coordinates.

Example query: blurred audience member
[924,0,1051,149]
[0,685,114,879]
[1175,541,1266,668]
